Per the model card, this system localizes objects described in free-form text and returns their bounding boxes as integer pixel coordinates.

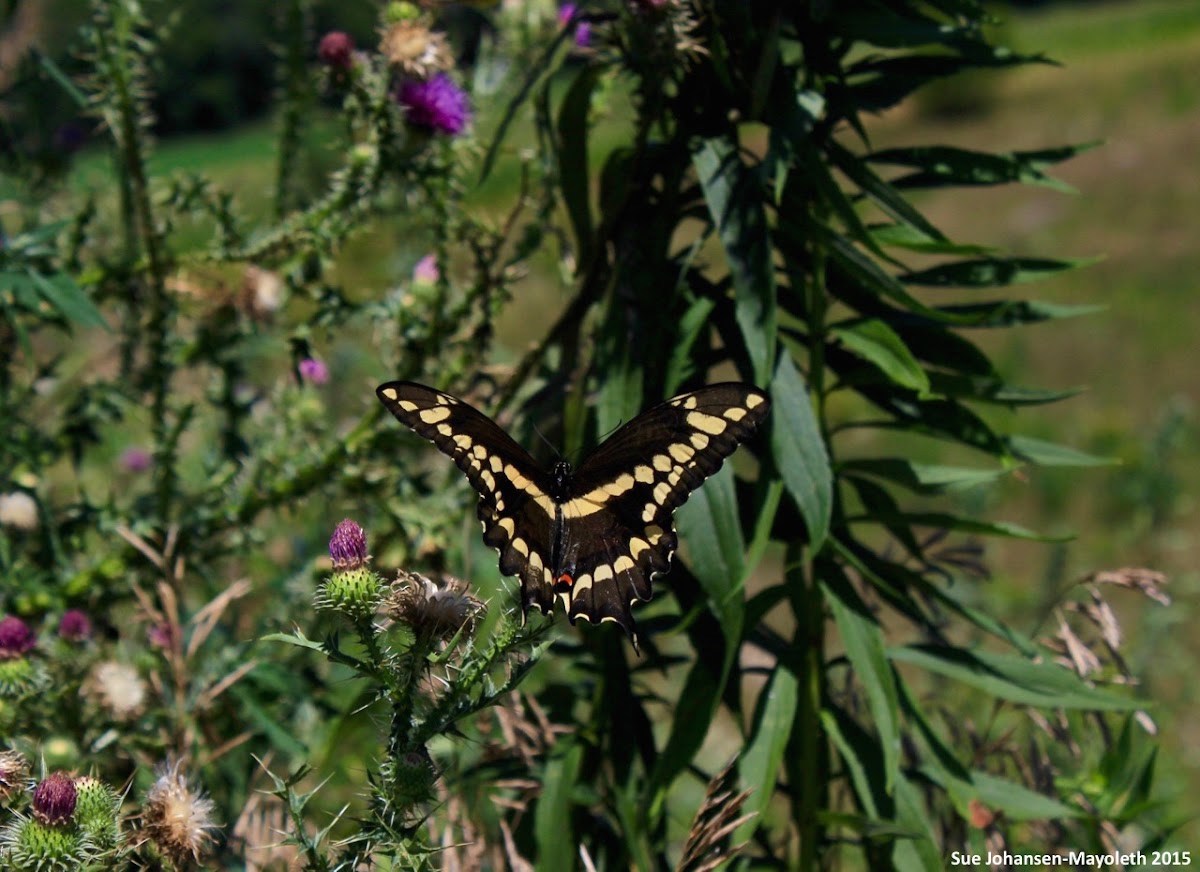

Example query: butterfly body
[377,381,769,644]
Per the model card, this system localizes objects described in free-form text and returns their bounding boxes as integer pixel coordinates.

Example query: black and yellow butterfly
[377,381,770,645]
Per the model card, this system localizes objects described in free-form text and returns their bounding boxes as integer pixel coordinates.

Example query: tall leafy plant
[474,2,1174,868]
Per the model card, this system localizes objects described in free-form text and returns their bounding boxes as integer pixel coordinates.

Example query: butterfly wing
[556,383,770,639]
[376,382,559,617]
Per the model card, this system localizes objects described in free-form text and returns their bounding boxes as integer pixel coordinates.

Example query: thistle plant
[270,519,546,866]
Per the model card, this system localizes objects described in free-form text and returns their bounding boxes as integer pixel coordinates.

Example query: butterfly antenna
[531,422,562,461]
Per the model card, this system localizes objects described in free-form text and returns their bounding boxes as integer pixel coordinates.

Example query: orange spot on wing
[557,573,574,588]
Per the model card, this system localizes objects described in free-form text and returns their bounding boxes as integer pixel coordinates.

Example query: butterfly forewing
[376,380,770,645]
[376,382,560,616]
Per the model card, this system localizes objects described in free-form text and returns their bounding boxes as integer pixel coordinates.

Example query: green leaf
[694,136,777,384]
[934,299,1106,327]
[846,49,1053,113]
[1007,435,1116,467]
[649,655,723,806]
[901,257,1099,289]
[968,770,1082,821]
[664,295,716,395]
[823,565,900,793]
[822,228,977,325]
[831,318,931,395]
[557,65,600,268]
[870,143,1099,194]
[736,663,799,842]
[892,772,944,872]
[828,140,945,243]
[841,458,1007,494]
[845,380,1010,457]
[870,222,993,255]
[30,270,109,329]
[821,707,884,820]
[887,645,1145,711]
[928,372,1083,407]
[769,353,832,548]
[850,511,1067,542]
[678,462,746,638]
[260,631,325,651]
[535,741,584,872]
[848,545,1039,657]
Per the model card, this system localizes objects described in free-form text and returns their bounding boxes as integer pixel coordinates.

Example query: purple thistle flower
[329,519,369,570]
[121,446,153,473]
[558,4,592,47]
[32,772,77,826]
[53,121,88,155]
[148,623,175,650]
[413,253,439,285]
[299,358,329,385]
[0,616,35,659]
[58,609,93,642]
[397,73,471,136]
[318,31,356,70]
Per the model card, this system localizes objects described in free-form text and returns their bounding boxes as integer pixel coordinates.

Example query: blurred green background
[4,0,1198,845]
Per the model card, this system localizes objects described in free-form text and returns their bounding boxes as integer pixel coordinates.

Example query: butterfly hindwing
[376,382,559,616]
[377,381,770,644]
[554,384,770,637]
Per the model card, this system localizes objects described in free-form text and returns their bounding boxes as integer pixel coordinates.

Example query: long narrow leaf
[769,353,832,548]
[888,645,1145,711]
[823,565,900,793]
[694,136,777,384]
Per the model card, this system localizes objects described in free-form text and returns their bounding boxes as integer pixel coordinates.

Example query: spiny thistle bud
[83,661,147,721]
[74,776,121,851]
[32,773,76,826]
[384,571,484,643]
[319,519,381,619]
[0,750,31,802]
[385,749,437,808]
[317,31,355,70]
[383,1,422,24]
[140,760,219,867]
[1,816,86,869]
[0,618,43,697]
[57,610,92,643]
[0,616,36,659]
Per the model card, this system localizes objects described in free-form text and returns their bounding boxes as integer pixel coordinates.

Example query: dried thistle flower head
[0,491,38,530]
[0,750,31,802]
[239,265,286,319]
[84,661,147,721]
[385,571,484,642]
[140,759,219,867]
[380,20,453,79]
